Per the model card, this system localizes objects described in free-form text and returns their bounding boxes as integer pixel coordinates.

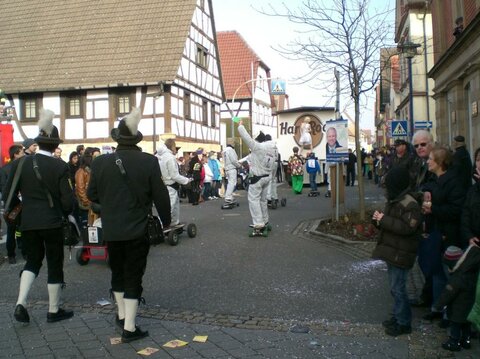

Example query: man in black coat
[87,108,171,343]
[4,109,75,324]
[452,135,472,194]
[346,149,356,186]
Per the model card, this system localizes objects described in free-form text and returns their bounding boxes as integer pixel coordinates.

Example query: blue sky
[213,0,396,130]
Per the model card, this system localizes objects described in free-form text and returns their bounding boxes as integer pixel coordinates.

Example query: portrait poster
[325,120,348,163]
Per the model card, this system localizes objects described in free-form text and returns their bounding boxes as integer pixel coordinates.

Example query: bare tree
[258,0,394,220]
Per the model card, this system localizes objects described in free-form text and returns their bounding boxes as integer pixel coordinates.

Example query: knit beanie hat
[384,166,410,200]
[443,246,464,269]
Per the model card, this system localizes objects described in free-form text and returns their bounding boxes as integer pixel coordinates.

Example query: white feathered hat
[111,107,143,145]
[34,109,63,145]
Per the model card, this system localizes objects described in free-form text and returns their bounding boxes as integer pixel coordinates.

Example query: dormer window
[196,44,208,69]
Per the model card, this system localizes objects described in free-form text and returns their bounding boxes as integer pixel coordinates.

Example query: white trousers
[267,170,278,200]
[167,186,180,225]
[224,169,237,201]
[248,176,271,227]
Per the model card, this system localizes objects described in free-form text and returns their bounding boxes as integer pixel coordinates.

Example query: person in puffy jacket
[372,165,422,337]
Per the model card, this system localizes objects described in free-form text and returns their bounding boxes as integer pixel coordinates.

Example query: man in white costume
[156,139,191,225]
[222,138,242,206]
[238,120,276,233]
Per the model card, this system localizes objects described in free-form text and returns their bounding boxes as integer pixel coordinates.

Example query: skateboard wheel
[167,230,179,246]
[187,223,197,238]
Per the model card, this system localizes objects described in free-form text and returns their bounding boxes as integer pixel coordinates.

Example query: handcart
[76,218,108,266]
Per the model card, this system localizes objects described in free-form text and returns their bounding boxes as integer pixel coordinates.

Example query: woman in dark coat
[421,146,466,320]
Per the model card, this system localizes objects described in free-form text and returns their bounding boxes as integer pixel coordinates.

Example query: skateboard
[308,191,320,197]
[221,201,239,210]
[248,223,272,237]
[163,222,197,246]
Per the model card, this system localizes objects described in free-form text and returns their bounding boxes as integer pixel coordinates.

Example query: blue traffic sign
[271,80,286,95]
[391,120,408,137]
[415,121,433,129]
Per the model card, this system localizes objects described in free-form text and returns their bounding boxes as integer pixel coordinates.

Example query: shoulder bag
[114,152,164,246]
[3,156,26,225]
[32,155,80,247]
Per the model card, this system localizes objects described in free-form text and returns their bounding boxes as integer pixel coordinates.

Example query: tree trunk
[354,96,366,221]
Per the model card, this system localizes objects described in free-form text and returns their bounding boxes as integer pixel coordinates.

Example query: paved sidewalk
[1,298,480,358]
[1,301,411,359]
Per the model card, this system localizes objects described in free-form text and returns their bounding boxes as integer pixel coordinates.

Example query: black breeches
[22,228,65,283]
[107,236,150,299]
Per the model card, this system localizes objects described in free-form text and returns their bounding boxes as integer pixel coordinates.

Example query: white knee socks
[48,283,62,313]
[16,271,35,306]
[113,291,125,320]
[123,298,138,332]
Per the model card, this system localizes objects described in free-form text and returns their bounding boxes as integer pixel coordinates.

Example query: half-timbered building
[0,0,224,157]
[217,31,277,157]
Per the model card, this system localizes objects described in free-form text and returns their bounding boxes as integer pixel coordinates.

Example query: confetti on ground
[163,340,188,348]
[110,337,122,345]
[96,299,111,306]
[193,335,208,343]
[137,347,160,356]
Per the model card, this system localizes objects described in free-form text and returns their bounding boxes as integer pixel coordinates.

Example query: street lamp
[398,41,421,138]
[398,41,421,139]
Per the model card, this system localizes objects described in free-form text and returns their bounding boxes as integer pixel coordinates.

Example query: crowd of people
[2,107,480,349]
[370,130,480,353]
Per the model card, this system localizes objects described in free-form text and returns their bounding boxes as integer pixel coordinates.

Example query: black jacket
[427,169,466,249]
[3,153,74,231]
[87,145,171,242]
[462,181,480,246]
[452,146,473,193]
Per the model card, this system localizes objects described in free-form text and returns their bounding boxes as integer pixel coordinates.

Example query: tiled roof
[217,31,268,100]
[0,0,197,93]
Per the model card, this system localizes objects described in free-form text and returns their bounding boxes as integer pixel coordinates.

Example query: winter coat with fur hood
[372,192,422,269]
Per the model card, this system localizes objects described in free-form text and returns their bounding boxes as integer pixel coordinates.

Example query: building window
[196,44,208,69]
[112,90,135,118]
[65,94,83,117]
[184,93,191,120]
[202,100,208,126]
[210,104,216,128]
[118,95,130,115]
[199,0,205,10]
[20,94,41,121]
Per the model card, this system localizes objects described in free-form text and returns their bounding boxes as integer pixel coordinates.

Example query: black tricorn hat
[34,109,63,145]
[111,108,143,145]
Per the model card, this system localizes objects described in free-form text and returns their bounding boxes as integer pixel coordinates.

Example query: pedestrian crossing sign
[271,79,286,95]
[391,120,408,137]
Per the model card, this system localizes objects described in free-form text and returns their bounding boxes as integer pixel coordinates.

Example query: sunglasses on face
[414,142,428,149]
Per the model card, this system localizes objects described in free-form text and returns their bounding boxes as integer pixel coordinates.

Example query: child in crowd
[372,166,423,336]
[433,245,480,351]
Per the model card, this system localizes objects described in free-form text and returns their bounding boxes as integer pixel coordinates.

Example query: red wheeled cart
[76,225,108,266]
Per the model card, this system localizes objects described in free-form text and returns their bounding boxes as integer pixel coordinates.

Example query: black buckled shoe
[441,337,461,352]
[121,326,149,343]
[115,315,125,329]
[460,336,471,349]
[14,304,30,323]
[47,308,74,323]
